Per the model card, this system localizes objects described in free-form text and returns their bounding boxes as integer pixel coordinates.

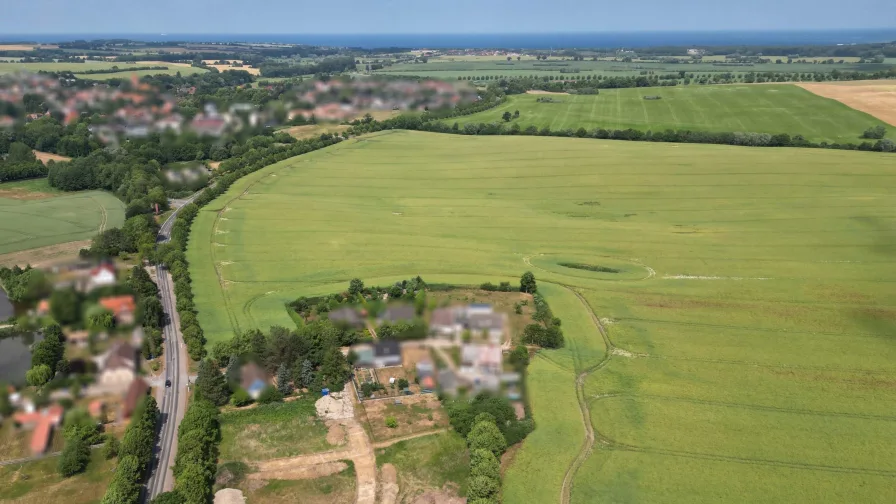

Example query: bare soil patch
[247,460,348,481]
[410,488,466,504]
[213,488,246,504]
[284,123,349,140]
[326,421,347,446]
[0,240,90,268]
[380,463,400,504]
[362,394,448,443]
[0,186,55,200]
[32,150,72,164]
[797,81,896,126]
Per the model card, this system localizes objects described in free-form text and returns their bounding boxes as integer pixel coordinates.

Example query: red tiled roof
[99,295,136,316]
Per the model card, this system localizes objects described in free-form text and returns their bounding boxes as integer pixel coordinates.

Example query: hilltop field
[0,60,208,79]
[452,84,888,143]
[187,130,896,503]
[0,178,125,258]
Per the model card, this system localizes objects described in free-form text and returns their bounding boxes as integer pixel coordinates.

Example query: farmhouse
[96,341,139,389]
[13,404,64,456]
[240,361,269,399]
[121,377,150,420]
[378,304,416,324]
[328,306,365,328]
[99,295,137,326]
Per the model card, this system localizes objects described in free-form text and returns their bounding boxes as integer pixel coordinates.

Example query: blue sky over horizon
[2,0,895,35]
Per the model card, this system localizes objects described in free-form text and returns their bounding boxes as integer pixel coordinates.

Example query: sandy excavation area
[798,80,896,127]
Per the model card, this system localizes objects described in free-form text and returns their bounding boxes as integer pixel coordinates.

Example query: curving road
[145,193,201,501]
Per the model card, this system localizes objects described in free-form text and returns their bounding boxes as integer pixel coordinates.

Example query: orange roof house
[99,295,136,325]
[13,404,64,456]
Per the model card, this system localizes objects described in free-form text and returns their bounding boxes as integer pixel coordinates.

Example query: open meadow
[0,60,207,78]
[0,179,125,256]
[187,130,896,502]
[453,84,887,143]
[375,55,895,80]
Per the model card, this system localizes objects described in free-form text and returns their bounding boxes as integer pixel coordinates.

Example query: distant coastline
[2,29,896,48]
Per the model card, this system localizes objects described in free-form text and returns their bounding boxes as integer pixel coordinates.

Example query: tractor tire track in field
[559,285,615,504]
[90,196,108,233]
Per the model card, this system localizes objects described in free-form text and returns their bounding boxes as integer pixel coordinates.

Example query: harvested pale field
[202,60,260,75]
[32,150,71,164]
[0,44,57,51]
[0,239,91,268]
[798,80,896,126]
[525,89,570,95]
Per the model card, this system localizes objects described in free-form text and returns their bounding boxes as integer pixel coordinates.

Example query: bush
[230,387,252,407]
[58,438,91,477]
[862,125,887,139]
[385,416,398,428]
[151,491,186,504]
[397,378,409,389]
[257,385,283,404]
[102,433,120,459]
[470,448,500,481]
[468,475,501,501]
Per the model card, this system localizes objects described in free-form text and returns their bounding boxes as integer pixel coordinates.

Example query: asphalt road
[145,192,200,501]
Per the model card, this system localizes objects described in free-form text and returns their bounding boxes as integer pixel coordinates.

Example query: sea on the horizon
[2,29,896,49]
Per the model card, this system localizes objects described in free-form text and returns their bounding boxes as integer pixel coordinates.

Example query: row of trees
[156,134,344,362]
[522,291,565,349]
[345,113,896,154]
[148,399,221,504]
[84,213,161,260]
[101,395,160,503]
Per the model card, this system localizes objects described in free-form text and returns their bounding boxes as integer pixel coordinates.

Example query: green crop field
[187,131,896,503]
[0,60,207,77]
[374,56,893,80]
[452,84,887,143]
[0,180,125,254]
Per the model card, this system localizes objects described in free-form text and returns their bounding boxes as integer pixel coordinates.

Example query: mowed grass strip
[452,85,887,143]
[188,131,896,502]
[0,182,125,255]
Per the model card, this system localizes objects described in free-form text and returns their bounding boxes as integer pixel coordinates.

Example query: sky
[2,0,895,34]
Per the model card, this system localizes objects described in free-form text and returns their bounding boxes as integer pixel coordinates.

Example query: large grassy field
[374,55,895,80]
[453,85,887,143]
[0,180,125,255]
[187,131,896,503]
[0,60,207,78]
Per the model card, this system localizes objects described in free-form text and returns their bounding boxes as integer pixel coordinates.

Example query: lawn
[0,449,116,503]
[188,131,896,502]
[0,182,125,255]
[218,397,331,462]
[375,431,470,500]
[452,85,887,143]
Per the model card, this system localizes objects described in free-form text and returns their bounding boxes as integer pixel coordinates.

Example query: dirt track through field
[250,417,377,504]
[797,81,896,126]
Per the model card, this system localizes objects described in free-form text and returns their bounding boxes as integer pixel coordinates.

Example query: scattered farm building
[240,362,269,399]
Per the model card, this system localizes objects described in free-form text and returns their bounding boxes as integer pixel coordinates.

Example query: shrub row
[159,134,344,361]
[346,113,896,153]
[171,400,220,504]
[100,395,159,504]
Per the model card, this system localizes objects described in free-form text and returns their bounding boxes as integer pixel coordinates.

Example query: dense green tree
[58,438,91,477]
[468,420,507,456]
[230,387,252,407]
[102,433,120,459]
[468,475,500,501]
[502,111,512,122]
[50,288,83,325]
[470,448,500,481]
[276,362,293,395]
[26,364,53,387]
[348,278,364,295]
[32,325,65,369]
[195,359,230,406]
[520,271,537,293]
[101,455,141,504]
[257,385,283,404]
[151,491,186,504]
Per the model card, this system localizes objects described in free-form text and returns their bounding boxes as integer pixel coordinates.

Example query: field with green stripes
[187,131,896,503]
[453,84,887,143]
[0,179,125,255]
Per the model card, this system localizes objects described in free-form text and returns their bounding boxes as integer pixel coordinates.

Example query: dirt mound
[315,392,354,420]
[379,463,399,504]
[326,421,347,445]
[213,488,246,504]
